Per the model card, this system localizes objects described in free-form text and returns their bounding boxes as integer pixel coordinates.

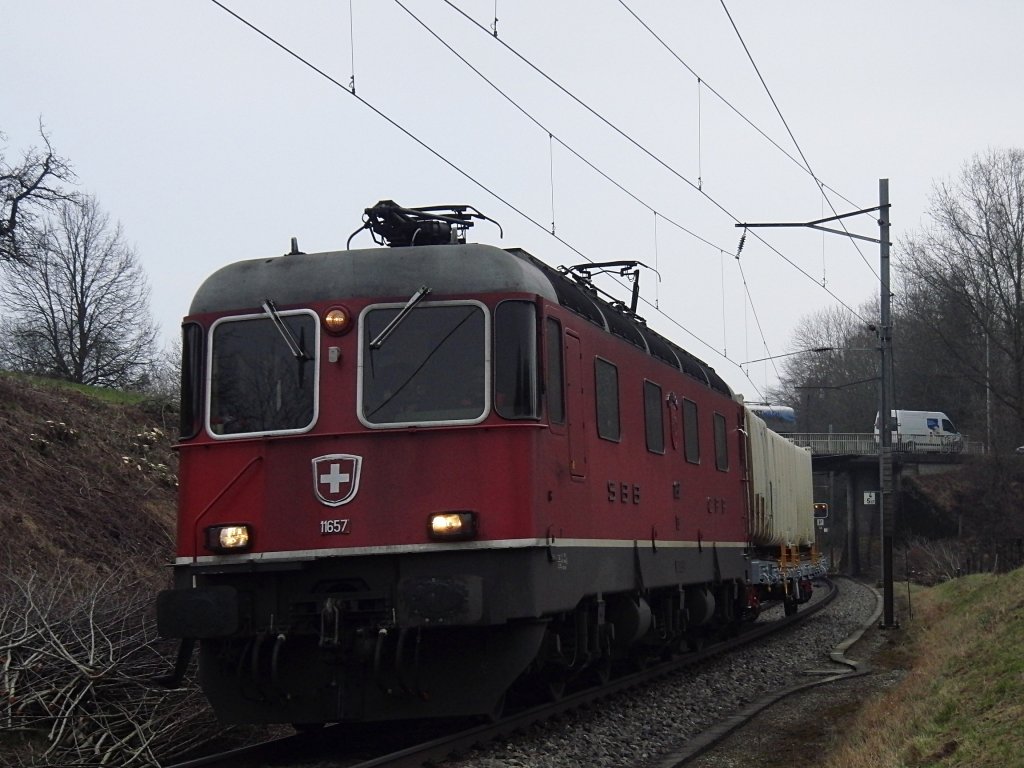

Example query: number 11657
[320,519,350,535]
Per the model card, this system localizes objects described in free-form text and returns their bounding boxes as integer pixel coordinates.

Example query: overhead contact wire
[392,0,721,252]
[621,0,877,282]
[735,258,780,381]
[395,0,824,379]
[394,0,771,391]
[616,0,860,211]
[207,0,551,254]
[717,0,878,280]
[207,0,764,397]
[439,0,870,322]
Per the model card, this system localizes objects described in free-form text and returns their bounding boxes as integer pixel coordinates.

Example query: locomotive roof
[189,243,558,313]
[190,242,731,396]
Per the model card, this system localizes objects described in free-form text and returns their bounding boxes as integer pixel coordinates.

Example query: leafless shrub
[904,537,964,585]
[0,563,220,766]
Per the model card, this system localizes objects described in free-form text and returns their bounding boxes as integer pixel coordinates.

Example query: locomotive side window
[180,322,204,440]
[683,398,700,464]
[644,380,665,454]
[713,411,730,471]
[494,301,539,419]
[594,358,620,441]
[360,302,487,427]
[545,317,565,424]
[208,311,318,437]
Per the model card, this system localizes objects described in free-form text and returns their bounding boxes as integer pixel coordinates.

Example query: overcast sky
[3,1,1021,400]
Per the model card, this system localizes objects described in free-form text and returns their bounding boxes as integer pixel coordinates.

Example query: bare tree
[0,195,157,388]
[0,124,77,262]
[146,337,182,402]
[900,148,1024,448]
[904,537,963,584]
[774,303,879,432]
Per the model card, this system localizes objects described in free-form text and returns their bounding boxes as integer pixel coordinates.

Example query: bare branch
[0,122,77,263]
[0,563,229,767]
[897,148,1024,448]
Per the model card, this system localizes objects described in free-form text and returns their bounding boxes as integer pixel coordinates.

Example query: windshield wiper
[370,285,431,349]
[262,299,310,361]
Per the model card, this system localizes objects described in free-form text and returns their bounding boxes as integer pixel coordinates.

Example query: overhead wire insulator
[736,227,747,259]
[696,77,703,191]
[347,0,357,94]
[548,132,556,235]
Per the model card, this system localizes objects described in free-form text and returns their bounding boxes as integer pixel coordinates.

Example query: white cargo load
[745,408,814,547]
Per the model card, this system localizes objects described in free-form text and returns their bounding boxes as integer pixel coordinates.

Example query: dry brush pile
[0,565,220,766]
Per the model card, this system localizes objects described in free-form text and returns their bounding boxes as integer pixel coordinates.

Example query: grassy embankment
[2,370,154,404]
[825,569,1024,767]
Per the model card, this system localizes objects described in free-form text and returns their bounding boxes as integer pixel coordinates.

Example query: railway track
[164,579,836,768]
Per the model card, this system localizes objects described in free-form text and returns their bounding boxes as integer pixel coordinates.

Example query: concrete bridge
[783,432,984,457]
[783,433,979,577]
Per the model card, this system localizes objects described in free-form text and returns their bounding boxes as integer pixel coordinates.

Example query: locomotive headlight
[205,524,252,553]
[428,511,478,541]
[323,306,353,335]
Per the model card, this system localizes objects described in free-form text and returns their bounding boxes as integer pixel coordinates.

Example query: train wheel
[784,599,798,617]
[590,656,612,686]
[630,648,658,671]
[545,675,567,702]
[486,692,506,723]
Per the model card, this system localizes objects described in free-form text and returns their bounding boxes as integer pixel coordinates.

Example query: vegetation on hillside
[825,568,1024,768]
[0,373,232,767]
[901,461,1024,580]
[0,372,176,576]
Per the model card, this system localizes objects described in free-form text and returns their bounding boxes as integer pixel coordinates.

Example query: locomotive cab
[161,212,566,721]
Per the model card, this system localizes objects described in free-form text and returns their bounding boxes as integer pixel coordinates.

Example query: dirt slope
[0,372,178,580]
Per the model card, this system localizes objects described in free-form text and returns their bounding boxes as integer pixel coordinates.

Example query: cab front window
[208,311,318,436]
[360,301,488,427]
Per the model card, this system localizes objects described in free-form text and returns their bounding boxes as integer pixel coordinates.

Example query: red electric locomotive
[157,202,818,725]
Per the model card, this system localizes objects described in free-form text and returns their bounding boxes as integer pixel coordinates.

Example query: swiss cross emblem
[312,454,362,507]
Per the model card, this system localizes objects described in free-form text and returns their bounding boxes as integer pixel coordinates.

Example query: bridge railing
[782,432,985,456]
[783,433,876,455]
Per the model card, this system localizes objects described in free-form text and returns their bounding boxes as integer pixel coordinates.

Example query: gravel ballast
[438,578,881,768]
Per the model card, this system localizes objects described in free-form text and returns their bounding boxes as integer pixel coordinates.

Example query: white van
[874,410,963,453]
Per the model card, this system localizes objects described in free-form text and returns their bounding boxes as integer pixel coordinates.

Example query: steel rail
[165,579,836,768]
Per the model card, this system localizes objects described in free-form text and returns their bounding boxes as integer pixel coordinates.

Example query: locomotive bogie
[198,620,548,723]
